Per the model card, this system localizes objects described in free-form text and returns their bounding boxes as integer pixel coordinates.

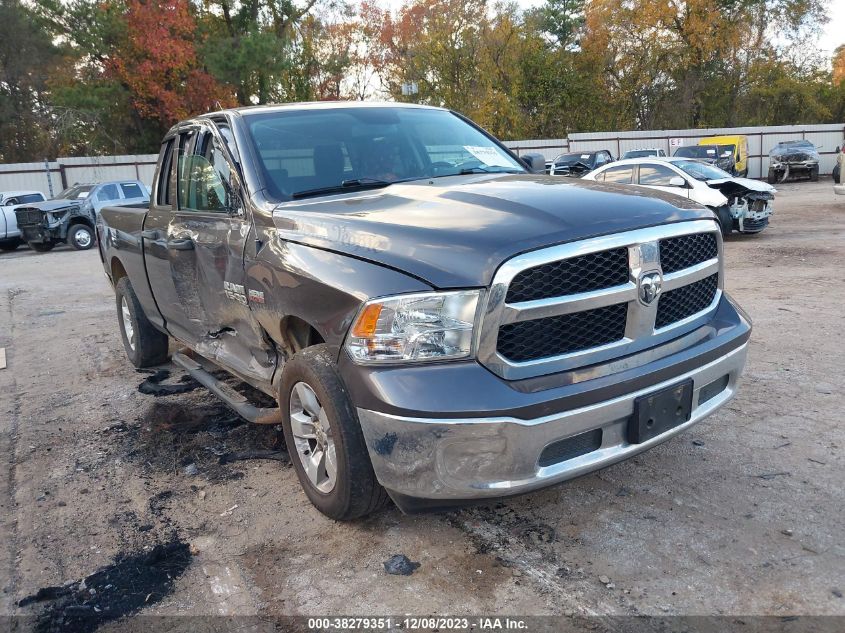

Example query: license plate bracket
[628,379,694,444]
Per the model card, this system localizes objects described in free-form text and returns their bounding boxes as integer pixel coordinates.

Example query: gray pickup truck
[97,102,751,519]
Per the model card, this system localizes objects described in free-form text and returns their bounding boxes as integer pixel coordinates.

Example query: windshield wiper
[458,166,522,175]
[292,178,392,200]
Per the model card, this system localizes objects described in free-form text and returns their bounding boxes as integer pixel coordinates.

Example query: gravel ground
[1,180,843,626]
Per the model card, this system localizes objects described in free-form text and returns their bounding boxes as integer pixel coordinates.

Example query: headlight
[345,290,482,363]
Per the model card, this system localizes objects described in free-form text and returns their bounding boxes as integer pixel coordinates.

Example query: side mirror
[837,146,841,153]
[669,176,687,187]
[521,153,546,174]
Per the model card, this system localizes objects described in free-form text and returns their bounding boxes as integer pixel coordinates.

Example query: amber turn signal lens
[352,303,383,337]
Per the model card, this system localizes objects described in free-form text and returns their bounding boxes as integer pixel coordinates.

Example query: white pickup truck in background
[1,190,47,251]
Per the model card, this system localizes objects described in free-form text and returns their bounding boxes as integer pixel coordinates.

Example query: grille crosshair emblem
[638,271,663,306]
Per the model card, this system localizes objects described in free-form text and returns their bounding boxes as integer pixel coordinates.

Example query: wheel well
[111,258,128,284]
[69,217,95,229]
[278,315,324,357]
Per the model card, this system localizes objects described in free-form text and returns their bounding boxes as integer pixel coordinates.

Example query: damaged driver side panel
[143,123,277,391]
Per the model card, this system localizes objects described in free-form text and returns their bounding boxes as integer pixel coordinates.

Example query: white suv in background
[1,190,47,251]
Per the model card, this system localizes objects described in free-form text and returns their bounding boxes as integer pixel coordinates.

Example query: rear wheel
[280,344,388,520]
[28,241,55,252]
[68,224,95,250]
[834,164,841,184]
[115,277,169,367]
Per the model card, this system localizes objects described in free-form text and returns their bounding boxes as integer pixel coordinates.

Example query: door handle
[141,229,160,240]
[167,237,194,251]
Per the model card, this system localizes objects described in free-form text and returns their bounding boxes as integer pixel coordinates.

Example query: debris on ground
[17,540,192,633]
[218,449,288,465]
[383,554,421,576]
[138,370,200,397]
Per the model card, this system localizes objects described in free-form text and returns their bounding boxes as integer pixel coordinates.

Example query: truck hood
[24,199,82,212]
[271,174,714,288]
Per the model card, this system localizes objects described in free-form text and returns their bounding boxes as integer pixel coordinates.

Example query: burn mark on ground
[137,369,200,396]
[18,540,191,633]
[124,398,288,485]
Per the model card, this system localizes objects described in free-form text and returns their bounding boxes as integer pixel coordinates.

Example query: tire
[809,166,819,182]
[714,206,732,238]
[115,277,169,368]
[0,239,21,251]
[68,223,95,250]
[834,164,841,185]
[28,241,55,252]
[767,168,777,185]
[280,344,389,520]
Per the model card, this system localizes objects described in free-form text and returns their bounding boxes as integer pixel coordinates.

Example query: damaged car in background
[15,181,149,252]
[545,150,613,176]
[582,157,775,236]
[768,140,819,183]
[673,144,736,174]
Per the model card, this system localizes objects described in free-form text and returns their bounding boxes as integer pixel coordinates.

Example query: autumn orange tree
[110,0,235,126]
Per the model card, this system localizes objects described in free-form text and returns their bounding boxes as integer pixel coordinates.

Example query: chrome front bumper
[357,342,747,504]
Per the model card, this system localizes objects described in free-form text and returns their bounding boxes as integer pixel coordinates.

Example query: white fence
[2,122,843,194]
[0,154,158,197]
[504,123,845,179]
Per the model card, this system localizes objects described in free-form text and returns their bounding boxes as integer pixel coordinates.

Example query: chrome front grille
[506,247,629,302]
[477,220,723,380]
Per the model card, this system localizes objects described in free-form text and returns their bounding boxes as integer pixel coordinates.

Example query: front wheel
[115,277,169,367]
[280,344,388,520]
[833,164,841,184]
[713,206,732,238]
[68,224,95,250]
[809,166,819,182]
[0,239,21,252]
[28,241,55,253]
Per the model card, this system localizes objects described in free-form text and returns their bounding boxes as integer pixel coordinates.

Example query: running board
[172,352,283,425]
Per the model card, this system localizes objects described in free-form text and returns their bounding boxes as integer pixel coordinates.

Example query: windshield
[56,184,94,200]
[623,150,656,158]
[674,146,718,159]
[553,153,592,164]
[673,160,732,181]
[244,107,524,200]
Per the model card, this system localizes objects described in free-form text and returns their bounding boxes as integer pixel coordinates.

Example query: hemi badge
[248,289,265,304]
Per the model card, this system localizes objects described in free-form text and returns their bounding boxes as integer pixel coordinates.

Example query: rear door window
[121,183,144,199]
[156,139,175,207]
[638,164,678,186]
[97,184,120,202]
[602,166,634,184]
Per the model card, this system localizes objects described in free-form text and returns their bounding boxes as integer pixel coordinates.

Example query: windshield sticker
[581,154,590,159]
[463,146,514,168]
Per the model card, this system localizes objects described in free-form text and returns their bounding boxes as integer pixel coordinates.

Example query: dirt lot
[1,180,843,627]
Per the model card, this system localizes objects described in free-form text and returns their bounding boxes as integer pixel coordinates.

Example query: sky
[820,2,845,59]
